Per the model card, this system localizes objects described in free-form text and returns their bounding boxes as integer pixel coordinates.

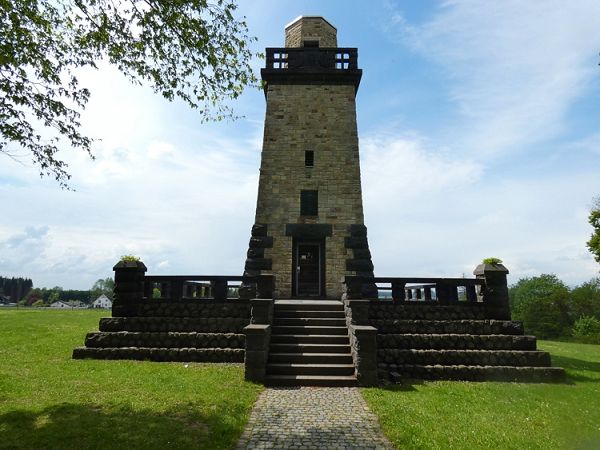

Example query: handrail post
[211,278,227,300]
[436,282,451,305]
[170,279,184,301]
[424,286,433,301]
[466,285,477,303]
[112,260,147,317]
[474,262,511,320]
[391,281,405,302]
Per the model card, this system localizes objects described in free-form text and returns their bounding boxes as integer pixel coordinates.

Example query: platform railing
[265,47,358,70]
[364,277,483,305]
[111,259,274,316]
[342,262,511,320]
[143,275,245,301]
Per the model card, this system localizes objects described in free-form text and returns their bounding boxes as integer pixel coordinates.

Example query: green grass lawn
[3,309,599,450]
[0,308,263,450]
[362,340,600,449]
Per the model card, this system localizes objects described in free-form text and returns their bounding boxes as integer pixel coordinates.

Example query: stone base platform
[370,302,566,383]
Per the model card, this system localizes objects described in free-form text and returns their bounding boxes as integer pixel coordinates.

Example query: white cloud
[386,0,600,156]
[361,132,482,213]
[362,136,599,285]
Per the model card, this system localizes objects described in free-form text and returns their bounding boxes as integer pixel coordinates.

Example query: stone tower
[243,16,375,299]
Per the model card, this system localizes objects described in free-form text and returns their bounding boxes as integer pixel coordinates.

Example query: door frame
[291,238,326,298]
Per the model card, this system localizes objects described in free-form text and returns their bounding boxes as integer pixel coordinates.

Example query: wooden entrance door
[295,242,321,297]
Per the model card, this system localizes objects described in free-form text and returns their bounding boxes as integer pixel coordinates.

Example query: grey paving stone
[237,387,393,450]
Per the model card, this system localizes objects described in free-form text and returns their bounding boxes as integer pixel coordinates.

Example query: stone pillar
[244,324,271,382]
[474,262,511,320]
[244,297,274,382]
[112,260,147,317]
[344,298,378,386]
[250,298,274,324]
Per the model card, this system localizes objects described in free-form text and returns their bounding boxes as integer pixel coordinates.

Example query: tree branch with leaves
[0,0,257,188]
[587,196,600,264]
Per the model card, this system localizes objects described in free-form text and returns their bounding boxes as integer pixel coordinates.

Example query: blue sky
[2,0,600,289]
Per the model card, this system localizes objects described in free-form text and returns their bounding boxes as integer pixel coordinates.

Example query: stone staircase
[370,304,565,382]
[265,300,357,387]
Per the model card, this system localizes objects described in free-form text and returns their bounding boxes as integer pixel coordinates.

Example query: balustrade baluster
[170,279,184,301]
[212,278,228,300]
[466,285,477,303]
[449,285,459,303]
[424,286,432,301]
[143,282,152,301]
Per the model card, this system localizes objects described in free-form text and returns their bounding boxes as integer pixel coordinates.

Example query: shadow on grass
[378,379,425,392]
[551,354,600,383]
[0,402,245,450]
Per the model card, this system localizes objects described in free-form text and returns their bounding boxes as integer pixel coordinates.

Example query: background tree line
[0,277,33,303]
[0,277,114,307]
[509,274,600,343]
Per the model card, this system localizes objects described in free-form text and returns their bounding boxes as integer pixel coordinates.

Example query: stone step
[72,346,243,362]
[275,310,345,319]
[85,331,244,349]
[270,334,350,345]
[378,349,552,367]
[274,301,344,312]
[389,365,566,383]
[267,363,355,376]
[370,319,524,335]
[271,325,349,336]
[273,317,347,327]
[369,304,486,320]
[99,316,249,333]
[269,352,353,364]
[269,343,351,354]
[377,334,537,351]
[265,374,358,387]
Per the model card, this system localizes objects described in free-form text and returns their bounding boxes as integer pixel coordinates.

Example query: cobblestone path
[237,387,393,450]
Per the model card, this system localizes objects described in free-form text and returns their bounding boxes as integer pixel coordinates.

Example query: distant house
[92,294,112,309]
[49,301,72,309]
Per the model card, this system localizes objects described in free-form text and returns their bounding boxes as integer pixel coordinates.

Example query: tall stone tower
[243,16,375,299]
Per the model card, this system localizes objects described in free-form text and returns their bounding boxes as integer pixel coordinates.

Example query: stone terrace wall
[73,299,251,363]
[135,298,251,319]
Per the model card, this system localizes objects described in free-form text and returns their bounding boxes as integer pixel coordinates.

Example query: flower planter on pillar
[112,260,147,317]
[474,262,511,320]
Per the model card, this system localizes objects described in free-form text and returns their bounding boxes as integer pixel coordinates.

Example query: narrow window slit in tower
[305,151,314,167]
[300,190,318,216]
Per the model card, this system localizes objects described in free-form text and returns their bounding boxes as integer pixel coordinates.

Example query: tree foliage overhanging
[0,0,257,188]
[587,196,600,264]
